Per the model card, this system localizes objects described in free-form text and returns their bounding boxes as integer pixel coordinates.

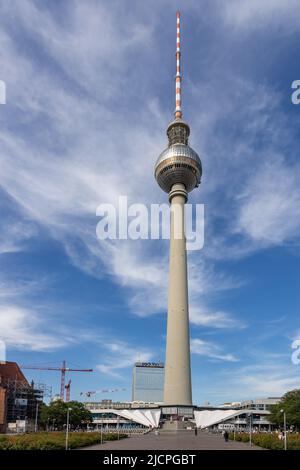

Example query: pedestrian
[194,427,198,436]
[223,430,229,442]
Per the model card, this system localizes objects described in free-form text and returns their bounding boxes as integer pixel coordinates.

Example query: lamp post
[280,409,287,451]
[34,402,39,432]
[65,407,72,451]
[248,413,252,447]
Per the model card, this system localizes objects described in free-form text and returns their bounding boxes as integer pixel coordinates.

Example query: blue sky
[1,0,300,405]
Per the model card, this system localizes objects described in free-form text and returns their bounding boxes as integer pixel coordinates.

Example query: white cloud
[239,373,299,396]
[222,0,300,30]
[0,219,38,255]
[235,157,300,245]
[0,275,104,353]
[96,340,153,378]
[191,338,238,362]
[0,304,69,351]
[0,277,48,299]
[189,307,244,329]
[227,362,300,397]
[187,66,300,261]
[0,0,154,100]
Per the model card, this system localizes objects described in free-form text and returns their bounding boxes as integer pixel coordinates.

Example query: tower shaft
[163,183,192,406]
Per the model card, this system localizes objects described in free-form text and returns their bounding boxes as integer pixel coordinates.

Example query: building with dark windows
[132,362,164,403]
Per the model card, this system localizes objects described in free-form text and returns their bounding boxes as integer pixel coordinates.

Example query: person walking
[194,427,198,436]
[223,430,229,442]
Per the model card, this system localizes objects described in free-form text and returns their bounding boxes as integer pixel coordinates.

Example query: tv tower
[154,12,202,407]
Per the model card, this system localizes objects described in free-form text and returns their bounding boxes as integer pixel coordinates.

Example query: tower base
[161,419,195,431]
[160,405,195,431]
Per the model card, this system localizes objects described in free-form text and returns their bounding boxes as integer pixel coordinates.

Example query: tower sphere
[154,119,202,194]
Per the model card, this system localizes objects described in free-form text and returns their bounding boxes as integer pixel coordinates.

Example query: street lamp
[65,407,72,451]
[16,415,20,434]
[248,413,252,447]
[280,409,287,451]
[34,402,39,432]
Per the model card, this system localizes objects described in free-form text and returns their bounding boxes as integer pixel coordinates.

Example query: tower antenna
[175,11,182,119]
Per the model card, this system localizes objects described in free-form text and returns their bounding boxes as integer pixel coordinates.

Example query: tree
[269,389,300,429]
[39,400,92,429]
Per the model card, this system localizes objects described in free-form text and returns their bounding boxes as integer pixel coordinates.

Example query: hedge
[229,432,300,450]
[0,432,127,450]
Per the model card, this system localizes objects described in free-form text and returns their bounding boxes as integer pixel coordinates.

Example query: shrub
[0,431,127,450]
[229,432,300,450]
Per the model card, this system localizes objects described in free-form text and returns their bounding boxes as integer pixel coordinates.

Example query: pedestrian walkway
[81,431,264,450]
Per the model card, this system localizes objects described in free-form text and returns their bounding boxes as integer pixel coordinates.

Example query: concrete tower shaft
[164,182,192,405]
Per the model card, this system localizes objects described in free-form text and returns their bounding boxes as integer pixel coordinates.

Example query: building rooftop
[134,362,164,368]
[0,361,29,387]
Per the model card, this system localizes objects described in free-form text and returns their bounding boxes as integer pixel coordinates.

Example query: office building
[132,362,164,403]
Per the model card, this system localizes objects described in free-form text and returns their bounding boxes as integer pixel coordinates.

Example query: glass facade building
[132,362,164,403]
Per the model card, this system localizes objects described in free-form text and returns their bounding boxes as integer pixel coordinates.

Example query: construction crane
[80,388,127,398]
[65,380,71,402]
[20,360,93,401]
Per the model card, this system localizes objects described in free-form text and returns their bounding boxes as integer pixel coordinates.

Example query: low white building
[85,400,161,431]
[84,397,282,432]
[195,397,282,432]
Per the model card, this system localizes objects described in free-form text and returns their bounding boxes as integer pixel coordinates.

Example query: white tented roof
[103,408,161,428]
[194,409,268,429]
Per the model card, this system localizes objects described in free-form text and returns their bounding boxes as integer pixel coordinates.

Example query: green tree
[39,400,92,429]
[269,389,300,429]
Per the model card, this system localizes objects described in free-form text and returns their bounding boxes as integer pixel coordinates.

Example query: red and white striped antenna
[175,11,182,119]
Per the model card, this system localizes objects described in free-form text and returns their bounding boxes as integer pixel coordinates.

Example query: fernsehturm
[154,12,202,406]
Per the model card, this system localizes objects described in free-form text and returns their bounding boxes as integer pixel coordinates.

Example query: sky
[0,0,300,406]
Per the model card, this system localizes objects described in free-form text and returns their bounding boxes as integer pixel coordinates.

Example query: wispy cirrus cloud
[234,156,300,246]
[191,338,238,362]
[96,340,153,378]
[221,0,300,30]
[0,304,70,351]
[223,361,300,398]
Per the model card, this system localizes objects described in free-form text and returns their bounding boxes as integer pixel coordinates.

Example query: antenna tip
[176,11,180,19]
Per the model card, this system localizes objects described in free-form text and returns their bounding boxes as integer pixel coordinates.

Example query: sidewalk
[81,431,264,450]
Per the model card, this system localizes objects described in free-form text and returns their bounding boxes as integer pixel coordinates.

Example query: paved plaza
[82,431,264,450]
